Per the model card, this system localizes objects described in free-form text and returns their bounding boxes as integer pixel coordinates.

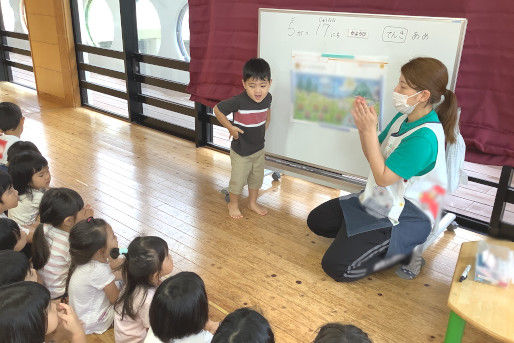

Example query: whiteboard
[259,9,467,178]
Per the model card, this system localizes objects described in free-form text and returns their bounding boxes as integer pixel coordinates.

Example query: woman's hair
[8,151,48,197]
[149,271,209,341]
[66,218,108,294]
[6,141,40,165]
[0,281,50,343]
[32,188,84,270]
[114,236,168,320]
[401,57,458,144]
[0,170,13,203]
[0,217,20,250]
[0,250,30,286]
[313,323,372,343]
[212,307,275,343]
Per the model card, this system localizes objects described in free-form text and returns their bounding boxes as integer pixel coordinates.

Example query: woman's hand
[351,96,377,135]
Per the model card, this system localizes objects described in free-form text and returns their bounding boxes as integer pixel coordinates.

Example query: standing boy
[213,58,272,219]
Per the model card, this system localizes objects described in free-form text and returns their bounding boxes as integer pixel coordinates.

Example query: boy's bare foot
[248,202,268,216]
[228,202,243,219]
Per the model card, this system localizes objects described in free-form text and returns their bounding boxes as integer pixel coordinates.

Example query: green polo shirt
[378,110,440,179]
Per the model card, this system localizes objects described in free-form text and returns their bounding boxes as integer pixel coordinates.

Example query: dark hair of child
[243,58,271,82]
[313,323,372,343]
[0,170,13,203]
[212,307,275,343]
[6,141,40,165]
[0,250,30,286]
[0,102,23,132]
[0,281,50,343]
[149,271,209,341]
[8,151,48,197]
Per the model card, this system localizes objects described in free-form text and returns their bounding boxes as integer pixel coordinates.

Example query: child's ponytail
[436,89,458,144]
[31,223,49,270]
[65,217,108,295]
[114,236,168,320]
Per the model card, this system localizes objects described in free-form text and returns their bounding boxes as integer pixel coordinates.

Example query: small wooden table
[444,240,514,342]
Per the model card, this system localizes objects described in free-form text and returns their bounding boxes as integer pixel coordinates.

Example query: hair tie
[109,248,128,259]
[87,217,94,223]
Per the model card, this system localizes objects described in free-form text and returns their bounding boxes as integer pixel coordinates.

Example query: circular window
[20,0,27,33]
[177,4,190,61]
[136,0,161,55]
[85,0,115,48]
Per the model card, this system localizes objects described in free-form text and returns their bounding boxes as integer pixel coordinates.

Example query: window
[84,0,115,49]
[177,4,190,62]
[136,0,161,55]
[0,0,35,89]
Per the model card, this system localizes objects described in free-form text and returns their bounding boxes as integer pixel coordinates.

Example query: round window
[177,4,190,61]
[85,0,115,48]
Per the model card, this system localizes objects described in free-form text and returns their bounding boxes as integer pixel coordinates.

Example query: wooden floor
[1,82,503,343]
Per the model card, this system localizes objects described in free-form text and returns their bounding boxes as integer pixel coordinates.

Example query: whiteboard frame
[257,8,467,181]
[258,8,467,91]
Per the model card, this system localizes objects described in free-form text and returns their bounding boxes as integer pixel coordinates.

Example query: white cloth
[114,287,156,343]
[446,126,467,194]
[0,134,19,165]
[36,225,71,299]
[144,328,212,343]
[8,189,44,234]
[360,114,448,225]
[69,260,116,334]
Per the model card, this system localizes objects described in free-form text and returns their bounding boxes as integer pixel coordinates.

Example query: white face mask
[392,90,422,115]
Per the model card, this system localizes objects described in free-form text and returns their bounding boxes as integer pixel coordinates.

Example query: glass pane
[11,67,35,89]
[85,71,126,92]
[212,124,231,149]
[74,0,122,50]
[1,0,27,33]
[136,0,161,55]
[5,36,30,50]
[135,1,189,62]
[7,51,32,66]
[139,62,189,86]
[86,89,128,118]
[141,84,193,108]
[142,103,194,129]
[82,53,125,72]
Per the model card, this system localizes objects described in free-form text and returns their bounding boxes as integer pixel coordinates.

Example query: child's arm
[265,108,271,130]
[213,105,244,139]
[103,280,120,304]
[56,303,87,343]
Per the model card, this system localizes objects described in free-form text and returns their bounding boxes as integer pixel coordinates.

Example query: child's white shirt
[0,134,20,165]
[8,189,44,234]
[36,224,70,299]
[144,328,212,343]
[69,260,116,334]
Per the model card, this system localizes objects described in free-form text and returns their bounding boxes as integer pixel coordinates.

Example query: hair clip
[87,216,94,223]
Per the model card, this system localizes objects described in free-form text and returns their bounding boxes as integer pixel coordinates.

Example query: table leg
[444,311,466,342]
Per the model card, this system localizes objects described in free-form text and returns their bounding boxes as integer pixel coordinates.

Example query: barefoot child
[213,58,272,219]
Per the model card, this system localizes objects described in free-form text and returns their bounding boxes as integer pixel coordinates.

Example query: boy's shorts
[229,148,265,195]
